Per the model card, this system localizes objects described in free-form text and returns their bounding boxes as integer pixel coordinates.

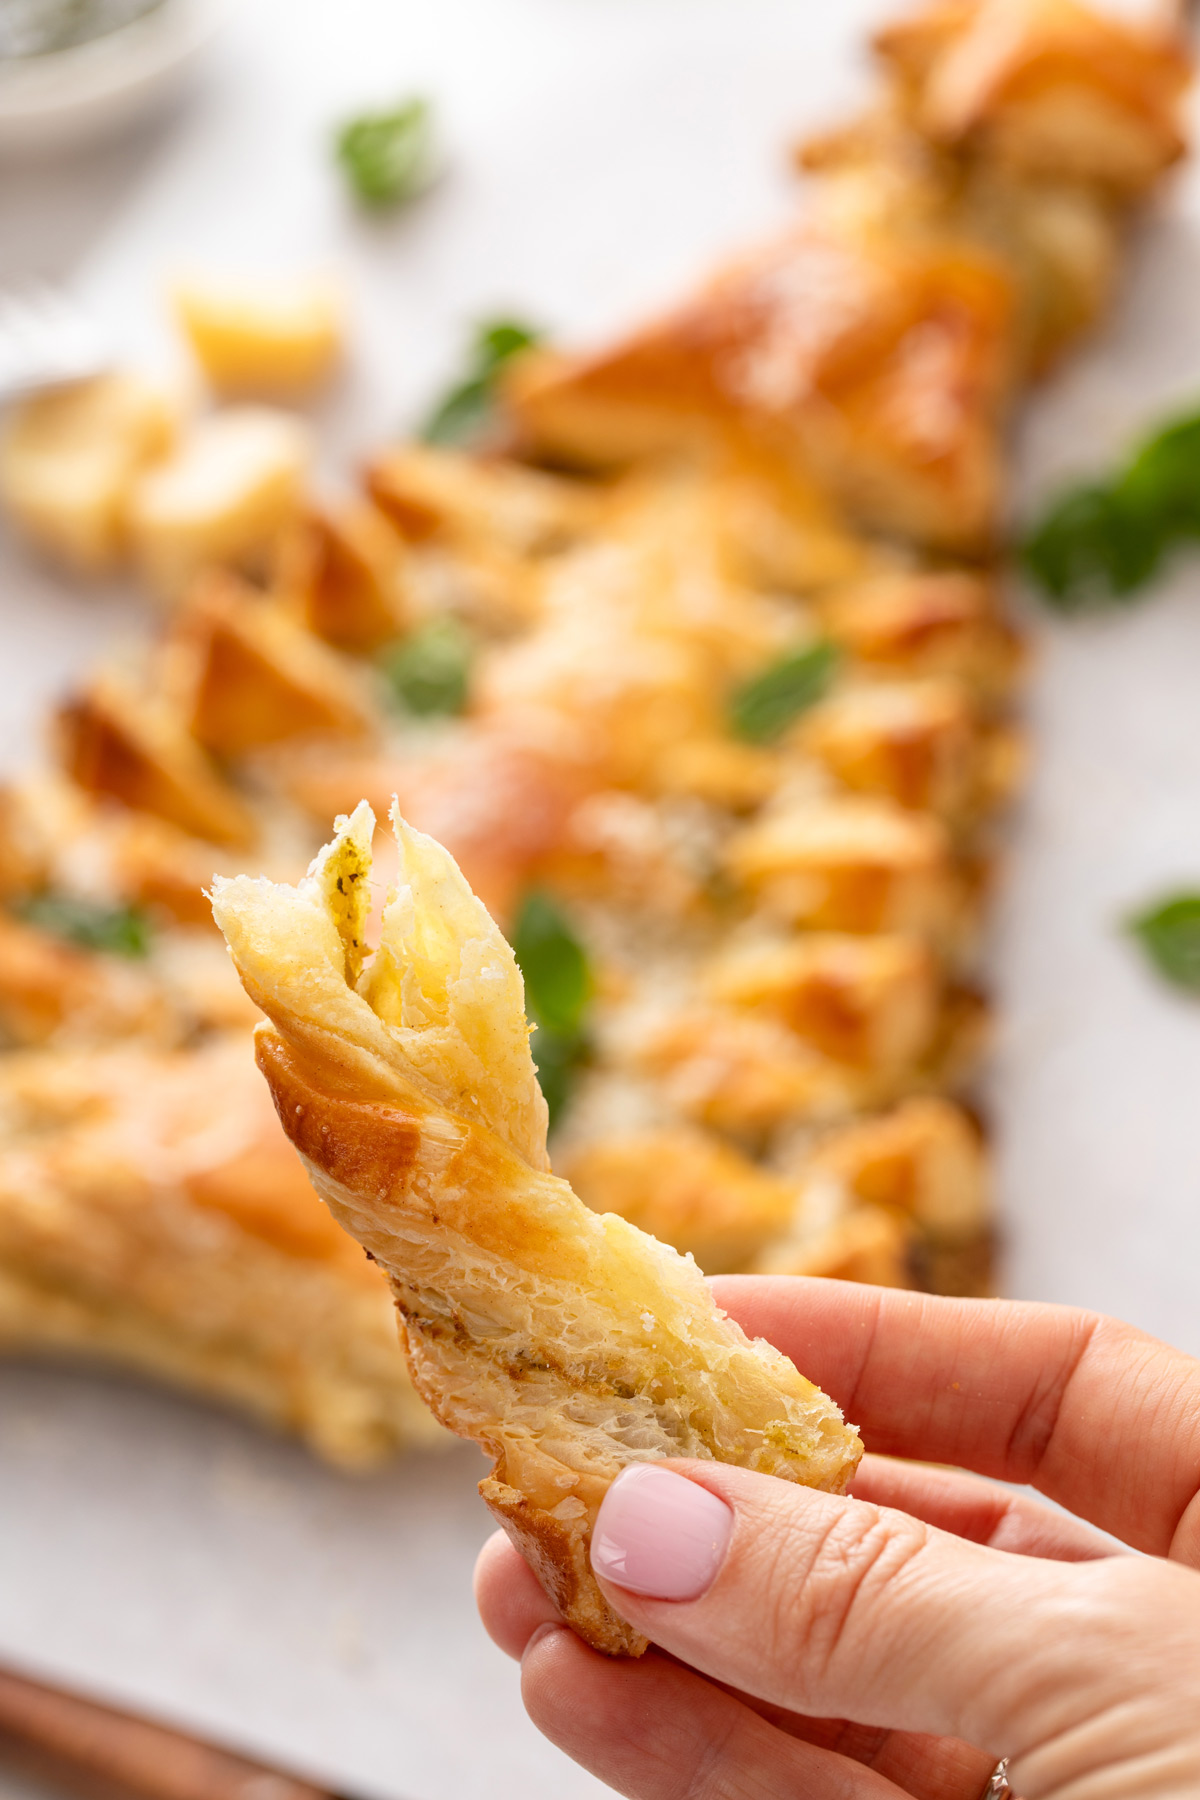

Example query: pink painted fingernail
[590,1465,733,1601]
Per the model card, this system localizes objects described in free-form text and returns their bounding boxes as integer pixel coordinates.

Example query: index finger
[711,1276,1200,1562]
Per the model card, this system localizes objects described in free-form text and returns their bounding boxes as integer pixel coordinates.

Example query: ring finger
[522,1625,971,1800]
[849,1457,1124,1562]
[479,1531,997,1800]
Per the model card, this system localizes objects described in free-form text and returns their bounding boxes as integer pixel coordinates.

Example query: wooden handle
[0,1664,350,1800]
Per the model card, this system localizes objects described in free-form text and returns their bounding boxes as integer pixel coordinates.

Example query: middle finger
[850,1456,1125,1562]
[522,1626,944,1800]
[480,1529,996,1800]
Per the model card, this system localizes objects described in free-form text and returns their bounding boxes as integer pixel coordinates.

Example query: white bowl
[0,0,229,156]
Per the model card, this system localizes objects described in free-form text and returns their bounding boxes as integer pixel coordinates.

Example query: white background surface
[1,3,1200,1797]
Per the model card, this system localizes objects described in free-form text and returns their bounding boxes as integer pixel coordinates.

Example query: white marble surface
[2,3,1200,1798]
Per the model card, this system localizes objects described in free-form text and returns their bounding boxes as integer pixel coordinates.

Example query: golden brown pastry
[1,0,1182,1476]
[562,1129,797,1275]
[801,0,1190,371]
[276,498,412,652]
[507,0,1191,542]
[630,1005,864,1138]
[0,1034,438,1466]
[166,570,371,757]
[0,912,175,1049]
[0,775,235,929]
[366,443,599,555]
[476,595,721,791]
[763,1096,992,1295]
[506,226,1013,553]
[57,671,256,848]
[821,569,1021,702]
[277,724,589,927]
[366,444,605,635]
[562,1126,914,1289]
[755,1201,914,1287]
[805,1093,989,1244]
[876,0,1190,193]
[213,804,863,1656]
[796,679,979,817]
[704,930,939,1073]
[652,734,781,811]
[687,454,871,596]
[725,795,958,938]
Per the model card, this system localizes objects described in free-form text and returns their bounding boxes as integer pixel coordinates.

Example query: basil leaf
[527,1022,588,1130]
[335,97,433,209]
[420,317,542,447]
[1119,414,1200,537]
[511,890,590,1035]
[1020,483,1162,609]
[729,640,839,744]
[1020,404,1200,608]
[381,617,473,717]
[474,321,541,373]
[17,892,152,958]
[1128,894,1200,991]
[421,376,494,449]
[510,890,592,1127]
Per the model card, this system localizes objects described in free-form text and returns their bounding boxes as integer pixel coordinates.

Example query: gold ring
[981,1760,1011,1799]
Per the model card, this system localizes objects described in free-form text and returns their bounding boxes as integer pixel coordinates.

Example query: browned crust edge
[480,1476,647,1659]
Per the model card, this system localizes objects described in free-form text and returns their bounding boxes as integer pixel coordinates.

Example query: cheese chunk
[0,374,177,573]
[128,408,312,595]
[173,274,345,396]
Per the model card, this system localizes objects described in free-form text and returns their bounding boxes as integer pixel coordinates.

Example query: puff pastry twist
[213,802,862,1655]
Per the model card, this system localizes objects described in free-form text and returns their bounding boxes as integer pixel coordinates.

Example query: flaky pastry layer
[213,804,862,1656]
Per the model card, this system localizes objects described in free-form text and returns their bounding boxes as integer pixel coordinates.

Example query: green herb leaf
[1020,483,1162,609]
[526,1022,588,1130]
[1020,403,1200,609]
[1119,414,1200,537]
[381,617,473,717]
[511,889,592,1127]
[473,321,542,372]
[335,97,434,209]
[420,317,542,447]
[17,892,152,958]
[728,640,839,744]
[1128,893,1200,991]
[511,889,590,1035]
[421,376,493,449]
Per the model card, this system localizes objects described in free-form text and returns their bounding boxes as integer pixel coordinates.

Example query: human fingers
[474,1528,558,1658]
[712,1701,996,1800]
[710,1276,1200,1562]
[849,1455,1123,1561]
[587,1460,1200,1795]
[522,1625,962,1800]
[483,1522,997,1796]
[478,1524,995,1798]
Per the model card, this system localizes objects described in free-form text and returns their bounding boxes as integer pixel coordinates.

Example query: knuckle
[761,1498,930,1681]
[680,1713,771,1800]
[1170,1485,1200,1567]
[1003,1312,1103,1477]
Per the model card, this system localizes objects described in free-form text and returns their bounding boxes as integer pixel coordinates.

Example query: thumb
[588,1461,1196,1782]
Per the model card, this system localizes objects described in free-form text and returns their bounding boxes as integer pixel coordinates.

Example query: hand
[475,1280,1200,1798]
